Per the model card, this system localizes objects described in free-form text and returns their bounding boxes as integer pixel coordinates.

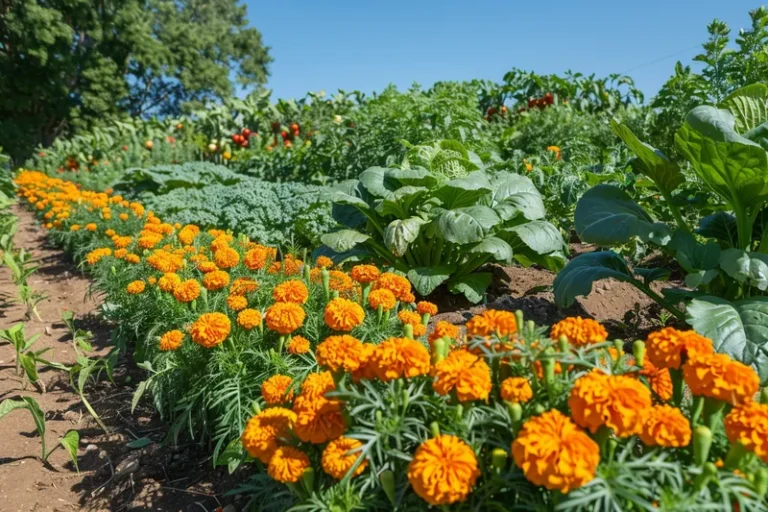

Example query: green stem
[633,280,686,320]
[661,190,691,235]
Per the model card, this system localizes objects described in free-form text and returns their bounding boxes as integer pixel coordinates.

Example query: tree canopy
[0,0,271,161]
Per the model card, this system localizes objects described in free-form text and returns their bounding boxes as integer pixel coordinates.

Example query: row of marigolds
[13,169,768,510]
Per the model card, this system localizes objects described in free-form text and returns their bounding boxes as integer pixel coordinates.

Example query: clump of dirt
[0,205,245,512]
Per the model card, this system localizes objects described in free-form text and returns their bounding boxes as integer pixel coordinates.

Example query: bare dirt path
[0,205,241,512]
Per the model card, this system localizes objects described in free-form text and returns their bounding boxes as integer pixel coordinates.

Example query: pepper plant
[554,84,768,381]
[320,140,566,302]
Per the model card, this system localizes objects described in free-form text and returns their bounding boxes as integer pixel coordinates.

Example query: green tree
[0,0,271,161]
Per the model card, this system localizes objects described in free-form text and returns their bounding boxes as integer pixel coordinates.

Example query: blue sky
[246,1,761,102]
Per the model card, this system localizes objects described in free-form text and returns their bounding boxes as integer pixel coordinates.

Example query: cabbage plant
[320,140,566,302]
[554,84,768,382]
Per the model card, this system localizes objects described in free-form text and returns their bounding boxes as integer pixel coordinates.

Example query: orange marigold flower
[569,370,651,437]
[126,280,145,294]
[241,408,296,463]
[373,272,412,301]
[125,253,141,264]
[316,335,366,372]
[268,446,310,483]
[724,401,768,463]
[85,223,97,232]
[316,255,334,268]
[210,235,233,253]
[113,235,132,249]
[324,297,365,331]
[638,356,673,401]
[159,330,184,351]
[236,308,262,330]
[646,327,714,370]
[202,270,230,291]
[70,224,80,231]
[86,247,112,265]
[350,264,380,284]
[416,301,438,316]
[371,337,430,382]
[226,294,248,311]
[407,435,479,506]
[500,377,533,403]
[244,246,273,270]
[287,335,311,355]
[368,289,397,311]
[272,279,309,304]
[432,349,492,402]
[158,272,181,292]
[266,302,306,334]
[401,292,416,304]
[230,277,259,296]
[146,249,183,273]
[178,225,200,245]
[328,270,355,293]
[197,261,218,273]
[398,310,422,326]
[512,410,599,493]
[292,389,346,443]
[322,437,367,479]
[412,323,426,337]
[173,279,201,303]
[640,405,691,448]
[465,309,517,339]
[683,353,759,405]
[262,375,295,404]
[190,312,231,348]
[428,321,461,344]
[213,246,240,269]
[147,276,157,286]
[550,317,607,347]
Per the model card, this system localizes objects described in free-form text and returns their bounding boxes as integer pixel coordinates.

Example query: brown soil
[0,205,244,512]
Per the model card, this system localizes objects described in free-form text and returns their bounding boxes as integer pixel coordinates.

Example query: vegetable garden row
[2,7,768,511]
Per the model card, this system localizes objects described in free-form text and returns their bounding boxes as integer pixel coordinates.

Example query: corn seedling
[0,323,51,392]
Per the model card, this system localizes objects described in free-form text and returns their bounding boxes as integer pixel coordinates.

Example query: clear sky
[246,1,761,102]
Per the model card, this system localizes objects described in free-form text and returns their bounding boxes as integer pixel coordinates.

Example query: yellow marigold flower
[173,279,200,303]
[138,232,163,249]
[322,437,367,479]
[683,353,759,405]
[428,321,461,344]
[262,374,294,404]
[202,270,230,291]
[210,235,233,253]
[230,277,259,296]
[190,312,230,348]
[159,330,184,351]
[398,310,422,326]
[640,405,691,448]
[114,248,128,259]
[125,253,141,264]
[407,435,479,506]
[178,225,199,245]
[373,272,412,301]
[432,349,492,402]
[213,246,240,269]
[368,289,396,311]
[638,356,673,401]
[70,224,80,231]
[268,446,310,484]
[273,279,309,304]
[119,213,129,221]
[113,235,132,249]
[85,223,97,232]
[500,377,533,403]
[465,309,517,338]
[241,408,296,463]
[371,337,430,382]
[725,401,768,463]
[512,410,599,493]
[350,264,380,284]
[226,294,248,311]
[197,261,218,273]
[316,335,366,372]
[316,255,334,268]
[287,335,310,355]
[416,301,438,316]
[86,247,112,264]
[324,297,365,331]
[550,317,607,347]
[569,370,651,437]
[126,280,145,294]
[158,272,181,292]
[266,302,306,334]
[646,328,714,370]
